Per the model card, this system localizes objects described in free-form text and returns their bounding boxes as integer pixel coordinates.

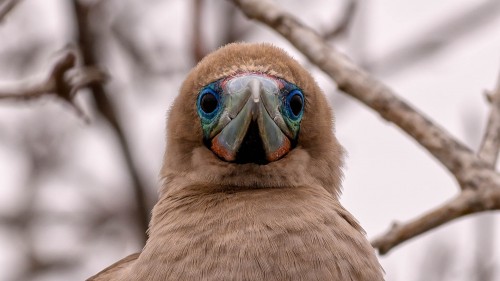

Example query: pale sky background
[0,0,499,280]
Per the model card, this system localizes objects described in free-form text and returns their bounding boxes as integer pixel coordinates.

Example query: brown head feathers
[162,43,344,196]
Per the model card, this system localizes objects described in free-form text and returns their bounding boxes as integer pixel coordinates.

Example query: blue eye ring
[197,87,221,119]
[285,89,304,119]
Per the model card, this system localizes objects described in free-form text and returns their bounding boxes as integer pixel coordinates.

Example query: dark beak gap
[234,121,268,165]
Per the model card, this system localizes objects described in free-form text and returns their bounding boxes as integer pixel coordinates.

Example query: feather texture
[88,43,384,281]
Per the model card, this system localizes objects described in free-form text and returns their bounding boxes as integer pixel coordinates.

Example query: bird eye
[199,88,219,114]
[286,90,304,118]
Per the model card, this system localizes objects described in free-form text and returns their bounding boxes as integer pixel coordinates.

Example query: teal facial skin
[197,72,304,163]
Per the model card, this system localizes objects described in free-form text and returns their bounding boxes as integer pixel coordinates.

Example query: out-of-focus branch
[1,124,82,281]
[110,21,185,77]
[368,0,500,75]
[479,72,500,167]
[71,0,150,243]
[192,0,205,63]
[220,2,247,45]
[323,0,357,40]
[191,0,256,63]
[228,0,500,255]
[416,240,454,281]
[0,51,107,120]
[472,214,496,281]
[0,0,22,22]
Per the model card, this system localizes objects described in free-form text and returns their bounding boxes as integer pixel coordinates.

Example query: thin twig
[323,0,357,40]
[478,72,500,166]
[370,71,500,255]
[0,51,107,121]
[371,188,500,254]
[471,72,500,281]
[72,0,150,243]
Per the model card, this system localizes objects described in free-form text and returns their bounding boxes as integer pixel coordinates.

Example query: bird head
[162,43,343,196]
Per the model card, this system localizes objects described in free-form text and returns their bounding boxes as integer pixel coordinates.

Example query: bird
[88,43,384,281]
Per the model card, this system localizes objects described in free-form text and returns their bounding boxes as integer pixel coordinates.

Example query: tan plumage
[88,43,384,281]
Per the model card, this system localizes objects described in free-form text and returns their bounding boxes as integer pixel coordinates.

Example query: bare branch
[229,0,481,182]
[370,71,500,255]
[478,72,500,166]
[0,0,22,22]
[0,51,107,120]
[323,0,357,40]
[228,0,500,255]
[372,187,500,255]
[0,52,75,100]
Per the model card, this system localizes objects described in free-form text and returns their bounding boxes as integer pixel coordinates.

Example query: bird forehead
[221,72,285,92]
[200,63,297,89]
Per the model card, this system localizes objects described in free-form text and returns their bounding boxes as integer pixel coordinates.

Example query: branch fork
[0,51,108,122]
[229,0,500,255]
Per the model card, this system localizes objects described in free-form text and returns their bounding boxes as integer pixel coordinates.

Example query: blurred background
[0,0,499,280]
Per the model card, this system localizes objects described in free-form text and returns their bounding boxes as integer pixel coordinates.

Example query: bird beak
[210,74,294,163]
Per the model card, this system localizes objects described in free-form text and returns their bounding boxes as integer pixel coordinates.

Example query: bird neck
[148,179,336,238]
